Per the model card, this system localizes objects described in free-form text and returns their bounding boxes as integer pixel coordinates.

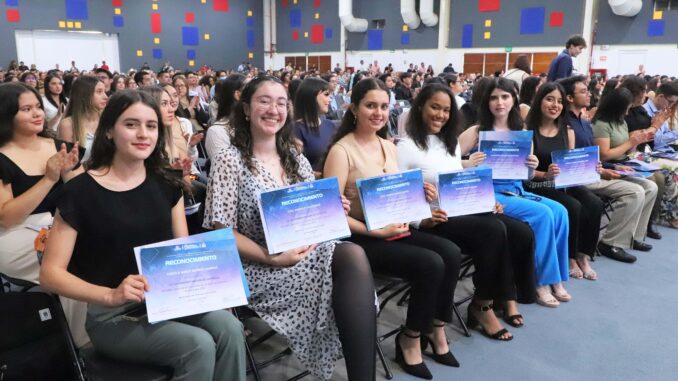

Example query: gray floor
[245,225,678,381]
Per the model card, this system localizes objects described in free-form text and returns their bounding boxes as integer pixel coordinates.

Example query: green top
[592,119,629,161]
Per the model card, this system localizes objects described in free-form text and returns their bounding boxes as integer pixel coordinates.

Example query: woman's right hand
[104,275,150,307]
[545,163,560,180]
[468,152,486,167]
[45,144,72,182]
[268,244,317,267]
[374,223,409,239]
[629,131,651,146]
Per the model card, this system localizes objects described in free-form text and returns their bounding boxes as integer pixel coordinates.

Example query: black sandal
[503,314,524,328]
[466,302,513,341]
[420,323,460,367]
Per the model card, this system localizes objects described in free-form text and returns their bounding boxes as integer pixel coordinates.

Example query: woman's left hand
[423,182,438,202]
[171,157,193,177]
[597,161,603,174]
[494,202,504,214]
[61,143,80,174]
[545,163,560,180]
[341,195,351,216]
[526,155,539,170]
[186,132,204,147]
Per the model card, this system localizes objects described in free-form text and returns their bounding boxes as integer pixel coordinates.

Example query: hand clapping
[45,143,79,182]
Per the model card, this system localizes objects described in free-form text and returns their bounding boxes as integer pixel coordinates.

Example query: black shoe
[420,324,460,367]
[632,240,652,252]
[395,331,432,380]
[647,223,662,240]
[598,242,637,263]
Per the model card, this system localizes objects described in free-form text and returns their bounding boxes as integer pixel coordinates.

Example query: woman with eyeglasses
[293,77,337,175]
[459,77,570,308]
[204,76,377,381]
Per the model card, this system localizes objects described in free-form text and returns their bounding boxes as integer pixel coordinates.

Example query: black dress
[529,128,604,258]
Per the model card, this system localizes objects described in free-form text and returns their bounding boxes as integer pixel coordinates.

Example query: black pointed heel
[395,330,433,380]
[420,323,460,367]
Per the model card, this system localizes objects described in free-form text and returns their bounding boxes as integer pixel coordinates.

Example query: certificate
[258,177,350,254]
[551,146,600,189]
[437,166,496,217]
[479,130,533,180]
[134,229,249,324]
[356,169,432,231]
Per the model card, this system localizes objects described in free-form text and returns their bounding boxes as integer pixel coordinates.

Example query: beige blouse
[333,133,399,221]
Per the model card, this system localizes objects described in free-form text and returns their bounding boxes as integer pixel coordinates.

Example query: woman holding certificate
[398,82,536,337]
[41,90,247,381]
[525,82,604,280]
[459,77,571,308]
[324,78,462,380]
[203,76,377,381]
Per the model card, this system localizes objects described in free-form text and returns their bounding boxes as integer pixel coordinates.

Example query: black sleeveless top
[533,127,568,172]
[0,139,78,215]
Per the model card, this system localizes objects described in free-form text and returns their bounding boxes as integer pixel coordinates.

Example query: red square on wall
[314,0,321,7]
[311,24,324,43]
[292,30,299,41]
[213,0,228,12]
[185,12,195,23]
[111,0,122,7]
[479,0,500,12]
[550,11,564,27]
[6,9,20,22]
[282,0,289,7]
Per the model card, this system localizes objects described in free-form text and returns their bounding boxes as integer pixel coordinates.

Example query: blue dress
[494,179,569,286]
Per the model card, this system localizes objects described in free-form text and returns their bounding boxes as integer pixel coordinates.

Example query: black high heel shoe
[466,302,513,341]
[395,330,432,380]
[420,323,460,367]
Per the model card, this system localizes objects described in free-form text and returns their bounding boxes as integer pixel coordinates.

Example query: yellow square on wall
[304,31,309,38]
[58,21,66,28]
[485,19,492,27]
[484,31,491,39]
[315,13,320,19]
[204,33,210,40]
[136,50,143,57]
[74,21,82,29]
[67,21,74,28]
[114,8,121,15]
[247,10,253,17]
[403,25,409,32]
[201,0,207,3]
[653,10,663,20]
[293,0,298,4]
[154,37,160,44]
[248,53,254,59]
[152,3,158,10]
[189,60,195,67]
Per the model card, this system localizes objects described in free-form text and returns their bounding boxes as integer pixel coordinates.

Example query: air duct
[419,0,438,27]
[608,0,642,17]
[401,0,421,29]
[339,0,368,33]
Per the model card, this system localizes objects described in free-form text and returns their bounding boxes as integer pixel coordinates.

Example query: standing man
[560,75,658,264]
[94,68,113,95]
[547,35,587,82]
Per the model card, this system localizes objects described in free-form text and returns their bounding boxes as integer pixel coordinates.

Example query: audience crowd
[2,40,678,380]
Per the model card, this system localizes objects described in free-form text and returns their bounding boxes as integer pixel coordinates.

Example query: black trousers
[348,230,461,334]
[495,214,536,304]
[421,214,514,302]
[530,186,603,257]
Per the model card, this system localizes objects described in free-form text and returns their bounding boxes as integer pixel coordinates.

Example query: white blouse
[396,134,463,185]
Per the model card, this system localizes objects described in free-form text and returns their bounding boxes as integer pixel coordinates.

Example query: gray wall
[448,0,585,48]
[0,0,263,71]
[276,0,341,52]
[347,0,440,51]
[596,1,678,44]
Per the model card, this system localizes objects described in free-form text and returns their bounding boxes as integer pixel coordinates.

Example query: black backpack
[0,273,85,381]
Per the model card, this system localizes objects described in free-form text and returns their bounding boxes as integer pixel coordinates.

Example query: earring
[353,115,357,125]
[245,115,250,122]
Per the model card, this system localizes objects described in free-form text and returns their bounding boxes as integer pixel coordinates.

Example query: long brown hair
[63,75,102,143]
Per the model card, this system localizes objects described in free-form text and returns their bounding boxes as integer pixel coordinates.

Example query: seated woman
[459,77,571,308]
[58,76,109,161]
[204,73,246,161]
[293,77,338,175]
[324,78,461,380]
[203,76,377,381]
[525,82,604,280]
[42,73,68,133]
[0,82,86,345]
[398,83,536,336]
[592,88,664,238]
[40,90,246,381]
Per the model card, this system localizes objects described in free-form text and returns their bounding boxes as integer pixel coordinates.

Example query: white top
[42,96,67,132]
[81,132,95,162]
[205,119,231,161]
[503,68,528,89]
[397,135,463,185]
[455,95,466,110]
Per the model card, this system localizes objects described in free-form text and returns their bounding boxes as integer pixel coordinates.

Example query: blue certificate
[134,229,249,324]
[258,177,350,254]
[551,146,600,189]
[356,169,432,231]
[479,130,533,180]
[437,166,496,217]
